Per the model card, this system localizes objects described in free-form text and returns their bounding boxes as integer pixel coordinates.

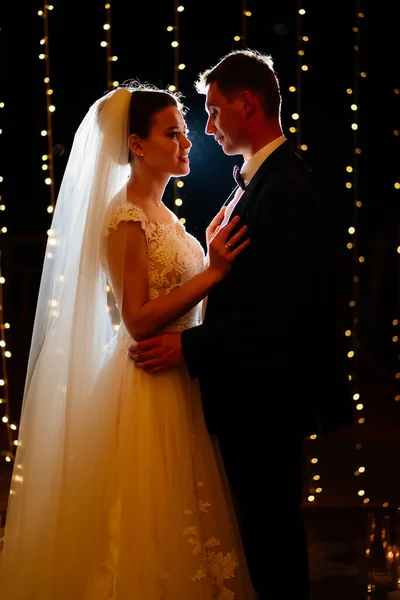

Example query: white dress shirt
[202,135,286,320]
[220,134,286,227]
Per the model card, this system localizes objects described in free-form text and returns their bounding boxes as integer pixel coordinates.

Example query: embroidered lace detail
[183,488,239,598]
[102,203,205,336]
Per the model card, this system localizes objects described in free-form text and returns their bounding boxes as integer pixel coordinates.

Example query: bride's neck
[127,169,169,208]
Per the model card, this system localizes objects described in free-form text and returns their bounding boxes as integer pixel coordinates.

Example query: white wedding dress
[77,202,256,599]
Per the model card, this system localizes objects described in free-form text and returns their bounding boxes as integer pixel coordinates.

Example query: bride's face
[140,106,192,177]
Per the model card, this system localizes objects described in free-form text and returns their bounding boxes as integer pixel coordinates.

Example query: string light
[346,1,369,507]
[101,3,118,89]
[241,1,251,48]
[289,3,309,154]
[393,86,400,408]
[291,3,320,505]
[305,434,322,505]
[167,1,186,223]
[38,3,56,215]
[233,1,251,46]
[0,102,18,465]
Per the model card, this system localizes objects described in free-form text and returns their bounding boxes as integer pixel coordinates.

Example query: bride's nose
[182,135,191,149]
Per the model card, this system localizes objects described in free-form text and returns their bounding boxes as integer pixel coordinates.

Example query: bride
[0,82,255,599]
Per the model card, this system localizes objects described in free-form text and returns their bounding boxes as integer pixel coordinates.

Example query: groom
[129,49,352,599]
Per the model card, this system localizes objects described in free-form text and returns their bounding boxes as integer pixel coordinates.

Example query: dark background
[0,0,399,516]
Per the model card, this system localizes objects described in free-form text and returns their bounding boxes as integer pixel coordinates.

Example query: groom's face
[204,82,244,156]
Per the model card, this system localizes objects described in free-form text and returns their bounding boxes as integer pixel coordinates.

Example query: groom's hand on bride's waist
[128,332,184,374]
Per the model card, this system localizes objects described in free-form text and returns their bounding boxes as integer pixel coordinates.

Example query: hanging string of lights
[0,102,17,465]
[101,3,119,90]
[232,1,252,47]
[295,2,309,155]
[290,3,321,506]
[393,90,400,407]
[38,2,56,217]
[167,1,186,223]
[345,1,370,507]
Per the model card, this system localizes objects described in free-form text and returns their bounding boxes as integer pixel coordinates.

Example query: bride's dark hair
[121,79,187,139]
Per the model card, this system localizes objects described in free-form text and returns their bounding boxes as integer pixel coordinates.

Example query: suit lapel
[228,141,295,219]
[223,186,239,206]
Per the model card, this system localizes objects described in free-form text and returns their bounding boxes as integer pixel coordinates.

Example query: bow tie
[233,165,246,191]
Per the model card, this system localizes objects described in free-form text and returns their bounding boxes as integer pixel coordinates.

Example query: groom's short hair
[195,49,281,120]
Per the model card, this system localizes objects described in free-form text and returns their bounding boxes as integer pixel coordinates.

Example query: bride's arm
[107,217,247,342]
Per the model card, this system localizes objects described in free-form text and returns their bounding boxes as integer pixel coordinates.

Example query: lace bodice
[102,203,206,338]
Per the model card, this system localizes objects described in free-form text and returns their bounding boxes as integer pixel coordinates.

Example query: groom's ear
[240,90,256,116]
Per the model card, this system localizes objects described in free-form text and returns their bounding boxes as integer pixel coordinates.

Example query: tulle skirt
[0,329,255,600]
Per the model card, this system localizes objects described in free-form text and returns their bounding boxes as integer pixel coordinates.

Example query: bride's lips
[178,155,189,162]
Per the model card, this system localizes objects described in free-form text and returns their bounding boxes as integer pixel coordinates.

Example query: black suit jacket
[182,141,353,438]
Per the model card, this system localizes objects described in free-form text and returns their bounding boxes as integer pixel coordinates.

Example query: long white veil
[0,87,131,599]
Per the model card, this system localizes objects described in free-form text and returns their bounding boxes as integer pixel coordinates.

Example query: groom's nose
[205,117,216,135]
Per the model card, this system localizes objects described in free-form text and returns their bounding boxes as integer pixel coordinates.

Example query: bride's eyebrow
[165,125,190,134]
